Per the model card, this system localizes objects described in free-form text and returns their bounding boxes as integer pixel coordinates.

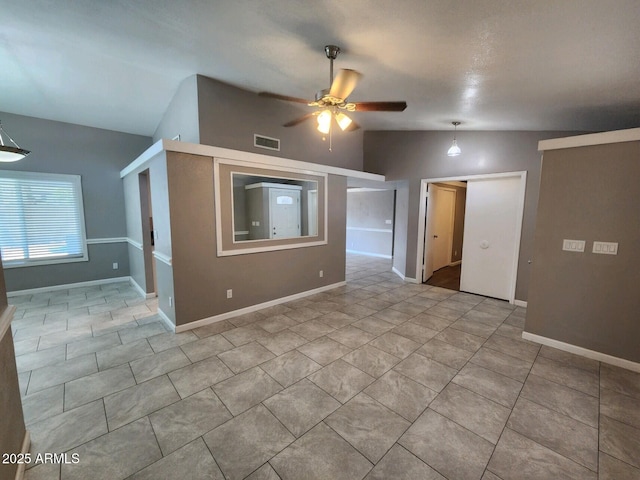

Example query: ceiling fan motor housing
[324,45,340,59]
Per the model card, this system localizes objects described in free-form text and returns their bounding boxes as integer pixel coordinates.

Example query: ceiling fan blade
[258,91,311,104]
[329,69,362,100]
[352,101,407,112]
[283,113,316,127]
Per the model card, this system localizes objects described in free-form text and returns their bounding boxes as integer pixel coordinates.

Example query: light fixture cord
[0,122,22,148]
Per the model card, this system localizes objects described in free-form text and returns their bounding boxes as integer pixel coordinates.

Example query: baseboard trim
[174,281,347,333]
[449,260,462,267]
[391,267,418,284]
[15,430,30,480]
[522,331,640,373]
[7,277,132,297]
[345,250,392,259]
[157,308,176,332]
[514,300,528,308]
[129,277,156,300]
[391,267,405,281]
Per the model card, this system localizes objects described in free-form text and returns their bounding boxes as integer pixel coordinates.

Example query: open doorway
[422,182,465,289]
[139,170,157,295]
[423,182,466,290]
[346,187,395,259]
[418,172,527,303]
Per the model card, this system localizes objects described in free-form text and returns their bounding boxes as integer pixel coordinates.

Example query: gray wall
[152,75,200,144]
[196,75,364,171]
[0,112,151,291]
[0,259,27,480]
[165,151,346,327]
[364,130,585,300]
[526,141,640,363]
[346,190,395,257]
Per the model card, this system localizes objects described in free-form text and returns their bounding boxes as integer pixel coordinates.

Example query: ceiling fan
[258,45,407,135]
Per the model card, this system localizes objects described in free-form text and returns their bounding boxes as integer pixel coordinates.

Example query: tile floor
[11,254,640,479]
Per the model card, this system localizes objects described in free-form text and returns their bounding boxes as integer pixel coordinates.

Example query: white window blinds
[0,170,88,267]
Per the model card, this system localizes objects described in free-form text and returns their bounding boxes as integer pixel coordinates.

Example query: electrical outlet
[319,270,323,278]
[112,262,118,270]
[227,289,233,299]
[169,296,173,307]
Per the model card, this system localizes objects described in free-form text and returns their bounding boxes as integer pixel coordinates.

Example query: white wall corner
[129,277,155,299]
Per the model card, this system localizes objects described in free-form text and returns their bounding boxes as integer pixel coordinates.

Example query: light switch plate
[593,241,618,255]
[562,239,585,252]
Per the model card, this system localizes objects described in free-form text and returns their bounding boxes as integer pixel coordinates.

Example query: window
[0,170,88,268]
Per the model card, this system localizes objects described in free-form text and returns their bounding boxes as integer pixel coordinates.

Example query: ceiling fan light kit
[0,121,30,162]
[447,121,462,157]
[335,112,352,131]
[317,110,332,134]
[258,44,407,146]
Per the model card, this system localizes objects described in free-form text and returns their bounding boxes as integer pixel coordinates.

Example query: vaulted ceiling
[2,0,639,136]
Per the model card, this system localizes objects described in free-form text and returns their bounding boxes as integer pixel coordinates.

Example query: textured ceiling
[1,0,639,136]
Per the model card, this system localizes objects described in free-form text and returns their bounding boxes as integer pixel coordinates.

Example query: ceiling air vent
[254,134,280,151]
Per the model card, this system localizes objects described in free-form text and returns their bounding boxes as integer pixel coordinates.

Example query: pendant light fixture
[0,121,30,162]
[447,121,461,157]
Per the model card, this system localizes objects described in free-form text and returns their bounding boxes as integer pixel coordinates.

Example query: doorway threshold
[425,264,461,291]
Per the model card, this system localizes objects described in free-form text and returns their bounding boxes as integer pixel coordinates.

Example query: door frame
[416,171,527,304]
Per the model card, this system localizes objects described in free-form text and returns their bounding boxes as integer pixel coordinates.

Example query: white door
[460,176,523,300]
[432,187,456,271]
[423,185,456,281]
[422,187,435,282]
[269,188,301,239]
